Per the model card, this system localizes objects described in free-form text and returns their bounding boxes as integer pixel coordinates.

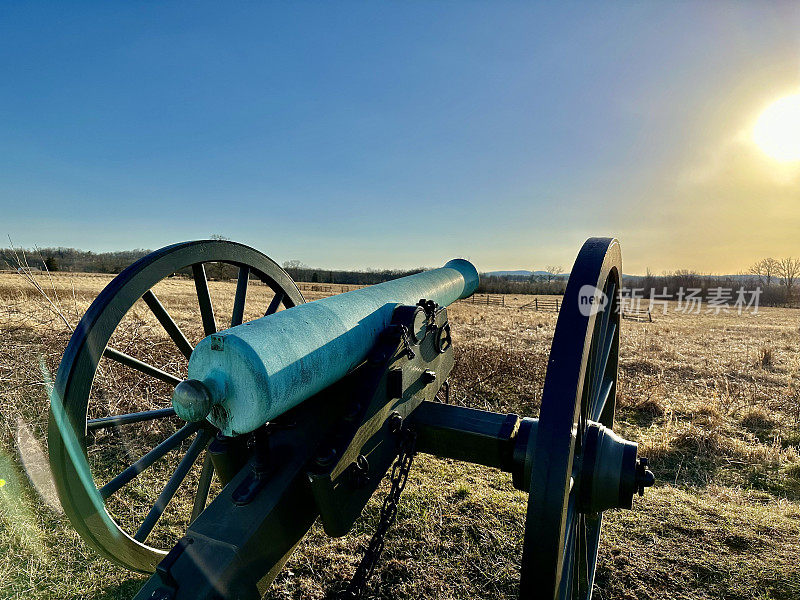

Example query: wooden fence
[621,307,653,322]
[296,283,361,294]
[459,293,505,307]
[519,297,560,312]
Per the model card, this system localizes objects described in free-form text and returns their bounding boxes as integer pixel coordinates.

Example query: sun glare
[752,93,800,162]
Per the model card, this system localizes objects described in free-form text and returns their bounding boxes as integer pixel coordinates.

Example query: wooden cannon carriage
[48,237,653,599]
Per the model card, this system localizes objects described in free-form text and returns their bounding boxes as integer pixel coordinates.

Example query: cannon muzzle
[173,259,479,435]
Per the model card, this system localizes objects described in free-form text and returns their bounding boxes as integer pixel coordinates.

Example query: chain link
[338,427,417,599]
[398,325,416,359]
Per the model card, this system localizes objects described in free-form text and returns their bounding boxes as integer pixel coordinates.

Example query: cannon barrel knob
[172,379,216,422]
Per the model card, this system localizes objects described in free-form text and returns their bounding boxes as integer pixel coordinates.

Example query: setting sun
[752,93,800,162]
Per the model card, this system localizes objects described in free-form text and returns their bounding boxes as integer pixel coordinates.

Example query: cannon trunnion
[47,238,654,600]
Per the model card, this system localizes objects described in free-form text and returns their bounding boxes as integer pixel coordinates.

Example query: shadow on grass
[616,399,664,428]
[88,577,148,600]
[648,439,800,501]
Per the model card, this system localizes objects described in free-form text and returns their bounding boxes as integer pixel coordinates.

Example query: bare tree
[205,234,235,279]
[777,257,799,292]
[749,258,780,287]
[765,258,780,286]
[544,265,564,283]
[283,259,307,270]
[643,268,656,292]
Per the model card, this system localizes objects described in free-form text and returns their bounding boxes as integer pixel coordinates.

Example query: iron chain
[339,426,417,599]
[397,325,416,359]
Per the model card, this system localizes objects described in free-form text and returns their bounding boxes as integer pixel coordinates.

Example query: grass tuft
[759,344,775,369]
[740,406,778,433]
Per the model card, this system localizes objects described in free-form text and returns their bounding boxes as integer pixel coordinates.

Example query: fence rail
[519,297,560,312]
[621,307,653,322]
[296,283,362,294]
[459,293,505,307]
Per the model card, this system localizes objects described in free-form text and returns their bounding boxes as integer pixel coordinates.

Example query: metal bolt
[349,454,370,488]
[635,457,655,496]
[344,402,362,422]
[314,446,337,468]
[356,454,369,472]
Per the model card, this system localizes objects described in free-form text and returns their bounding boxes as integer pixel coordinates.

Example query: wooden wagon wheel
[520,237,651,600]
[48,240,304,573]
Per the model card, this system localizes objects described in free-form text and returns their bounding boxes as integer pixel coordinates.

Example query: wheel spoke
[142,290,194,359]
[571,521,579,599]
[577,514,589,597]
[265,289,285,316]
[103,347,182,386]
[231,266,249,327]
[560,500,578,599]
[99,422,202,500]
[589,280,616,402]
[87,408,176,431]
[584,514,602,596]
[591,379,615,422]
[190,452,215,524]
[193,263,217,336]
[579,321,601,446]
[590,321,616,416]
[134,429,211,543]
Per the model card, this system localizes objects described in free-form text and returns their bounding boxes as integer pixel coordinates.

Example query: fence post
[535,298,538,311]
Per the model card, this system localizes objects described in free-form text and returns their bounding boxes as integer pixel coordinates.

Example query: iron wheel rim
[48,240,304,573]
[520,237,621,600]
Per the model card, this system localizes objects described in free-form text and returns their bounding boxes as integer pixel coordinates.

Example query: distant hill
[486,270,762,283]
[623,273,760,283]
[484,270,567,279]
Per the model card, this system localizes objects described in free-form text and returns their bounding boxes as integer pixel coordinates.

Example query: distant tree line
[477,275,567,295]
[475,263,568,295]
[281,260,424,286]
[622,257,799,306]
[0,246,424,286]
[2,245,797,306]
[477,257,799,306]
[0,246,152,273]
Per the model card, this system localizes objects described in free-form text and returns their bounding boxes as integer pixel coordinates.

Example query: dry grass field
[1,270,799,599]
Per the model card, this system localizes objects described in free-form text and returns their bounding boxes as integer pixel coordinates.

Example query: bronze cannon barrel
[173,259,479,435]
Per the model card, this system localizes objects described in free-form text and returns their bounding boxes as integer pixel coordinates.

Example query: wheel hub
[578,422,654,513]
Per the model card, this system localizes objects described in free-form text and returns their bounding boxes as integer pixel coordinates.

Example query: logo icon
[578,285,608,317]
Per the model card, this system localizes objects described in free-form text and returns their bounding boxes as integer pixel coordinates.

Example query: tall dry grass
[0,273,798,599]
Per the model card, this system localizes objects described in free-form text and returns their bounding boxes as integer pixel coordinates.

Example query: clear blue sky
[1,2,798,273]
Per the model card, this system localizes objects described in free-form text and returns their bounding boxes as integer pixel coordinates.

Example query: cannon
[47,237,654,600]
